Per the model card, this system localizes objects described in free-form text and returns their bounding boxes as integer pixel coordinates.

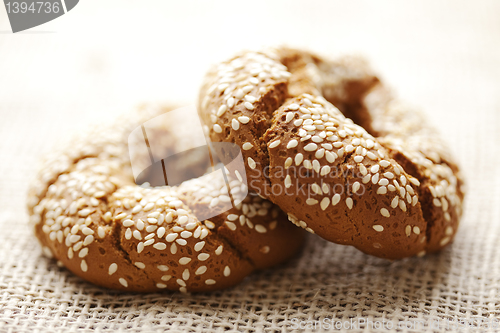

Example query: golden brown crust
[27,104,306,292]
[197,47,465,260]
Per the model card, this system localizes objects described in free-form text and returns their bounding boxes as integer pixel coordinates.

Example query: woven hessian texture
[0,1,499,332]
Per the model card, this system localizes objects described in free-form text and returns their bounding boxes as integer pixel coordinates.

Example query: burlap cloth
[0,1,499,332]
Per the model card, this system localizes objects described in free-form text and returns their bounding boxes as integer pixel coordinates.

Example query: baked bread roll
[27,104,305,292]
[198,47,465,259]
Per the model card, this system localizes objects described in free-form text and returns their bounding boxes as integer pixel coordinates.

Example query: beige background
[0,1,499,332]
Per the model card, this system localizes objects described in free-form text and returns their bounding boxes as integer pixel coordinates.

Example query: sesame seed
[445,226,453,235]
[352,182,361,193]
[380,208,390,217]
[238,116,250,124]
[285,112,294,123]
[399,200,407,212]
[182,269,190,281]
[304,143,318,151]
[157,265,169,271]
[285,157,293,168]
[332,194,341,206]
[198,253,210,261]
[377,186,387,195]
[440,237,450,246]
[346,198,353,209]
[243,142,253,150]
[231,119,240,130]
[433,198,442,207]
[248,157,256,169]
[306,198,318,205]
[161,275,172,281]
[179,257,192,265]
[144,239,154,246]
[143,203,154,211]
[176,279,186,287]
[405,225,411,237]
[108,263,118,275]
[176,239,187,246]
[227,97,235,108]
[255,225,267,233]
[153,243,167,250]
[288,103,299,110]
[217,105,227,117]
[371,165,380,173]
[284,175,292,188]
[378,179,389,186]
[269,140,281,148]
[83,235,94,246]
[122,219,134,227]
[194,241,205,252]
[137,242,144,253]
[215,245,223,255]
[379,160,390,168]
[320,197,330,211]
[80,260,88,272]
[156,283,167,289]
[166,233,178,242]
[410,178,421,186]
[354,156,363,163]
[225,221,237,231]
[134,262,146,269]
[287,139,298,149]
[413,226,421,235]
[244,102,255,110]
[391,197,399,208]
[213,124,223,133]
[119,278,128,287]
[295,153,304,166]
[205,279,216,285]
[381,172,393,179]
[195,266,207,275]
[373,225,384,232]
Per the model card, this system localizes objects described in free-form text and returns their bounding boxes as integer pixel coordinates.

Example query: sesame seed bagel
[197,47,465,260]
[27,104,305,292]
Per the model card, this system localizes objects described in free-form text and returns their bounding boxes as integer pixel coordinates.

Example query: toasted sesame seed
[225,221,237,231]
[161,275,172,281]
[205,279,216,285]
[380,208,390,217]
[405,225,411,237]
[285,157,293,168]
[153,243,167,250]
[255,225,267,233]
[346,198,353,209]
[373,225,384,232]
[304,143,318,151]
[269,140,281,148]
[176,279,186,287]
[213,124,223,133]
[352,182,361,193]
[332,194,341,206]
[440,237,450,246]
[306,198,318,205]
[134,262,146,269]
[244,102,255,110]
[80,260,88,272]
[287,139,298,149]
[248,157,256,169]
[198,253,210,261]
[195,266,207,275]
[179,257,191,265]
[215,245,223,255]
[182,269,190,281]
[243,142,253,150]
[194,241,205,252]
[137,242,145,253]
[413,226,421,235]
[119,278,128,287]
[284,175,292,188]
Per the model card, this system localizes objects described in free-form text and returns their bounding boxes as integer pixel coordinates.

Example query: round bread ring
[27,104,305,292]
[198,47,465,260]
